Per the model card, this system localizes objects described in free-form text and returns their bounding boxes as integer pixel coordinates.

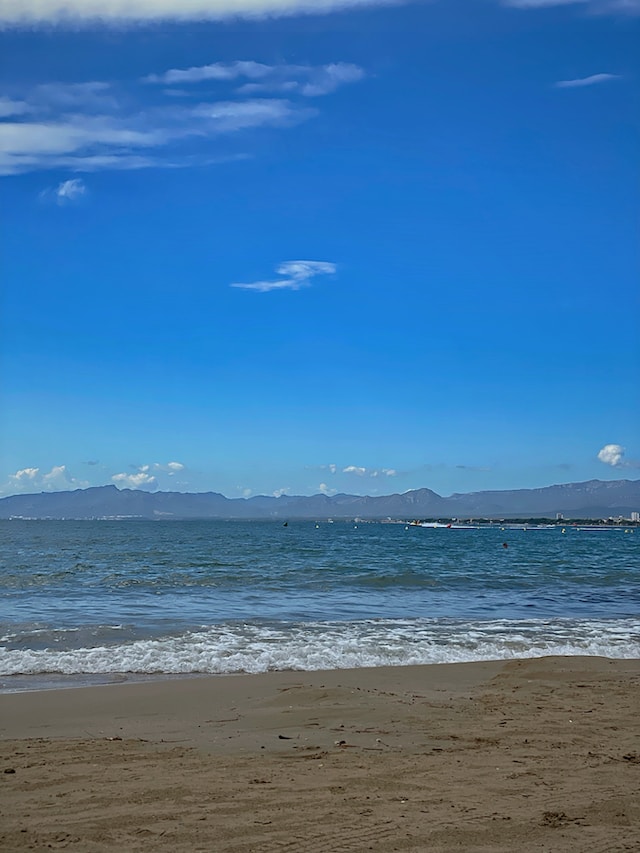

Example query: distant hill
[0,479,638,520]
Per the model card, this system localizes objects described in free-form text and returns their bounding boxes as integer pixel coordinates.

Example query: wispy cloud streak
[2,0,639,25]
[39,177,88,204]
[231,260,336,292]
[0,59,362,175]
[145,60,365,97]
[503,0,640,12]
[554,73,621,88]
[0,0,397,26]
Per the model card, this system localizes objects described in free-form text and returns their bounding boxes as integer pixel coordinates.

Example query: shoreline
[3,642,640,697]
[2,656,640,851]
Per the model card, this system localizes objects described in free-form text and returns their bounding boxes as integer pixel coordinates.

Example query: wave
[1,617,639,677]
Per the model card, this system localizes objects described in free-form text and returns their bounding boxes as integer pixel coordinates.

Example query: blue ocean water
[1,519,638,691]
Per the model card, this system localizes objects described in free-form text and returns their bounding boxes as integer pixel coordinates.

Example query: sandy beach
[1,656,639,852]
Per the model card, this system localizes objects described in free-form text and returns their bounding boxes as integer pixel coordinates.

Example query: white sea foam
[1,618,639,676]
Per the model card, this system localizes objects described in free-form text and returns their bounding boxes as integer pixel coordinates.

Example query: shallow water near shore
[1,519,638,690]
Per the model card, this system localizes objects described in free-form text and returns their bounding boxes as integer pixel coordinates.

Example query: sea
[1,519,639,692]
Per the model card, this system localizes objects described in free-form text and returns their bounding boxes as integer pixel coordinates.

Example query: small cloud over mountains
[596,444,640,469]
[596,443,640,469]
[319,482,337,495]
[112,471,158,489]
[111,460,186,489]
[153,461,185,474]
[342,465,396,478]
[4,465,88,493]
[343,465,367,476]
[597,444,625,467]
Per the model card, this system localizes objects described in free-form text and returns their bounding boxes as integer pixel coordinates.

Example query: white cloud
[41,177,87,204]
[152,460,185,473]
[230,278,296,293]
[145,60,365,98]
[273,487,289,497]
[1,0,638,26]
[0,0,395,26]
[43,465,66,481]
[191,98,307,131]
[144,60,272,85]
[597,444,625,467]
[343,464,396,478]
[231,259,336,292]
[316,463,338,474]
[554,73,621,88]
[298,63,365,97]
[10,467,40,482]
[4,464,88,493]
[111,461,186,486]
[0,58,363,175]
[0,100,303,176]
[595,443,640,469]
[0,115,169,176]
[0,97,30,117]
[112,471,158,489]
[57,178,86,200]
[279,260,336,278]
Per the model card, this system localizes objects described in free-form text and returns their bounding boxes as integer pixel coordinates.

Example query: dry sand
[1,656,639,852]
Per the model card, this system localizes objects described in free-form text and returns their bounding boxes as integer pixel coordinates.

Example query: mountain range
[1,479,639,520]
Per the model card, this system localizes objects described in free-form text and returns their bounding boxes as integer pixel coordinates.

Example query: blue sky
[1,0,638,499]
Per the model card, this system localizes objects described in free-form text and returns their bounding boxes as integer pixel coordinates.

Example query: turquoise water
[1,519,638,690]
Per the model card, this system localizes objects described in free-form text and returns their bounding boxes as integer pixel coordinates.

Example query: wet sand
[1,656,639,852]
